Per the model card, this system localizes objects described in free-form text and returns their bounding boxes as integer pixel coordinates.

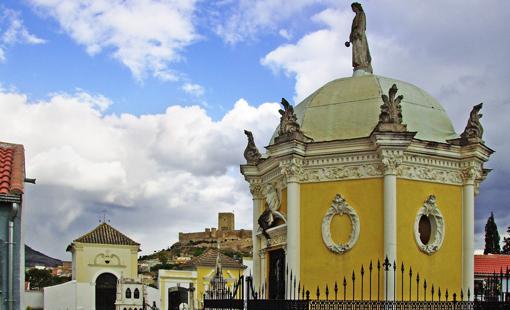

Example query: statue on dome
[376,84,407,132]
[346,2,373,74]
[243,130,261,164]
[461,103,484,142]
[278,98,301,136]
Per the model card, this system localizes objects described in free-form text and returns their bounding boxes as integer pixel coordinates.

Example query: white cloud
[212,0,324,44]
[0,7,45,62]
[1,8,46,45]
[0,89,279,258]
[28,0,197,81]
[182,82,204,97]
[278,29,292,40]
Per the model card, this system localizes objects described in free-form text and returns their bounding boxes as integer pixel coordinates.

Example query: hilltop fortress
[178,213,252,252]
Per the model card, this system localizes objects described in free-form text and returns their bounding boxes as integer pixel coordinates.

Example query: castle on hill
[178,212,252,252]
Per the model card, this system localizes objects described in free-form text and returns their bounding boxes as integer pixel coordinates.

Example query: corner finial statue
[346,2,373,75]
[243,130,262,164]
[460,103,484,143]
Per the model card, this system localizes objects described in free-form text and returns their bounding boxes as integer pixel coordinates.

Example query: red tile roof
[73,222,140,246]
[182,248,245,269]
[0,142,25,195]
[474,254,510,275]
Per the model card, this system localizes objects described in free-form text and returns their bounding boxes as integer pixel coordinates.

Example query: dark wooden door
[96,273,117,310]
[268,249,285,299]
[168,287,188,310]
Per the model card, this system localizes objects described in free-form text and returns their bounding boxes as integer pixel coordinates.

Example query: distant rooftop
[475,254,510,275]
[0,142,25,196]
[182,248,244,269]
[70,222,139,248]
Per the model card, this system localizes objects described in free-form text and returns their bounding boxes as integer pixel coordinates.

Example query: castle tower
[218,212,235,231]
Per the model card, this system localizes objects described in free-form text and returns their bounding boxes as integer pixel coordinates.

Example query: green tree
[157,251,169,264]
[502,226,510,254]
[26,268,54,289]
[484,212,501,254]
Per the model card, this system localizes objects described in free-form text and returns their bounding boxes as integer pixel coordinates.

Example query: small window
[134,288,140,299]
[418,215,432,245]
[126,288,132,298]
[123,308,127,310]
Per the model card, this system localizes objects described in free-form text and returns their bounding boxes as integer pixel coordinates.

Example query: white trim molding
[414,195,445,255]
[321,194,360,254]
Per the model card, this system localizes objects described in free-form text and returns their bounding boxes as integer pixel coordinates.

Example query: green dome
[271,75,458,144]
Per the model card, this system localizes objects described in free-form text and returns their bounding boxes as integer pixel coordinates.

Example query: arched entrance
[168,287,188,310]
[96,273,117,310]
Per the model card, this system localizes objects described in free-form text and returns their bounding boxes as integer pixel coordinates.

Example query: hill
[25,245,63,268]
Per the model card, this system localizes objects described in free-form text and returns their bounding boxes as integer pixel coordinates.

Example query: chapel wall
[396,179,462,299]
[299,178,384,299]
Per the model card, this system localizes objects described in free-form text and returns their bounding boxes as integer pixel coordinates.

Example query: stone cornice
[241,136,492,187]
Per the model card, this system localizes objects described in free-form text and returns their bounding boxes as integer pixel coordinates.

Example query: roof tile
[73,222,139,246]
[475,254,510,275]
[0,143,25,195]
[182,248,244,269]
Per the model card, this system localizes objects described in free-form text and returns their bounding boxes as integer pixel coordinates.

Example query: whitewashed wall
[44,281,94,310]
[146,286,161,309]
[24,290,43,309]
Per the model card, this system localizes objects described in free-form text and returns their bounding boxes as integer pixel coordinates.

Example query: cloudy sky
[0,0,509,259]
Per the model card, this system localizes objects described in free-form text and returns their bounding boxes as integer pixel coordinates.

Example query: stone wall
[178,228,251,244]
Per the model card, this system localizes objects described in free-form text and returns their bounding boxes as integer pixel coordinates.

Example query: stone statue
[257,184,286,239]
[274,98,306,144]
[461,103,484,142]
[243,130,261,164]
[376,84,406,132]
[278,98,301,136]
[346,2,373,74]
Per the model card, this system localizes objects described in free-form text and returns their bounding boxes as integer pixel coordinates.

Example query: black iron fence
[203,257,510,310]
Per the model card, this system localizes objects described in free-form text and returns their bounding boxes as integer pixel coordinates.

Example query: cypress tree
[484,212,501,254]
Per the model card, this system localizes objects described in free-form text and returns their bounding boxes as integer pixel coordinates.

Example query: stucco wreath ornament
[321,194,360,254]
[414,195,445,255]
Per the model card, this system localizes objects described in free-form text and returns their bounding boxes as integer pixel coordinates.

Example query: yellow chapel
[241,74,493,300]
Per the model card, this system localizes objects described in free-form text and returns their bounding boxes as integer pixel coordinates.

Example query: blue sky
[0,0,509,259]
[1,0,308,118]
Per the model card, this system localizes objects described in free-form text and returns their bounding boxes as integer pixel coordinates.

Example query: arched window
[123,308,127,310]
[126,288,132,298]
[134,288,140,299]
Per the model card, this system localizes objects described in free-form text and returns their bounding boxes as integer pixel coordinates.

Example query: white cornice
[241,137,492,187]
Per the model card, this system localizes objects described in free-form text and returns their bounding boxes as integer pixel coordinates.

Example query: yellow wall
[196,266,244,307]
[300,178,384,299]
[298,178,462,300]
[73,242,139,283]
[158,269,197,310]
[280,189,287,216]
[396,179,462,300]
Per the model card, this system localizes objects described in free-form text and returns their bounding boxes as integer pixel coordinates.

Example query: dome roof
[271,75,458,144]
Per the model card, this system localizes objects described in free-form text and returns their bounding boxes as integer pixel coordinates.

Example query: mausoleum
[241,3,493,301]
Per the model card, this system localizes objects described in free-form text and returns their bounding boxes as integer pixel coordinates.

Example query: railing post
[352,270,356,301]
[401,262,404,302]
[377,260,381,302]
[369,260,373,301]
[383,256,390,301]
[409,267,412,301]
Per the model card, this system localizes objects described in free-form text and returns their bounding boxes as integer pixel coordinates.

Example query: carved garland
[321,194,360,254]
[414,195,445,255]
